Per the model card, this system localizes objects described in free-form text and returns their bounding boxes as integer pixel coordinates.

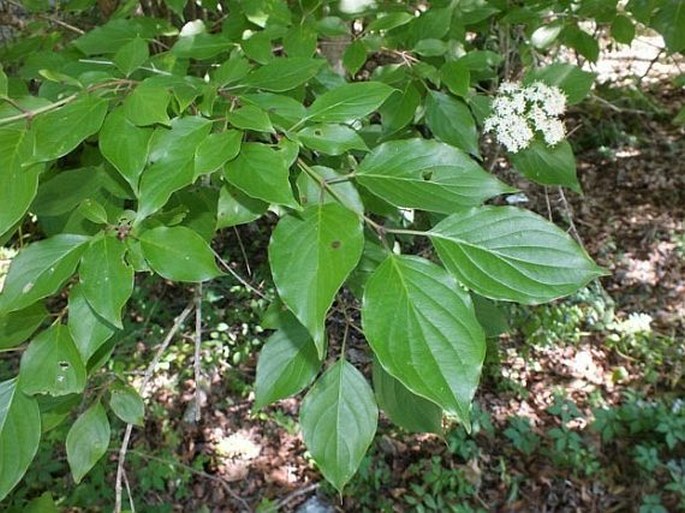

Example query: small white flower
[484,80,567,153]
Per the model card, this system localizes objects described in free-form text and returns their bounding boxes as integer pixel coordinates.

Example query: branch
[114,302,195,513]
[194,283,203,423]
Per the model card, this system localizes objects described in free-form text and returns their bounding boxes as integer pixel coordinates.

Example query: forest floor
[4,34,684,513]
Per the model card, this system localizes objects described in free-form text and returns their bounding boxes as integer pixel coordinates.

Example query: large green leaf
[31,167,103,217]
[227,105,274,133]
[109,385,144,426]
[79,235,133,329]
[296,165,363,214]
[297,124,368,155]
[19,324,87,396]
[73,18,174,55]
[307,82,394,123]
[300,360,377,492]
[242,93,307,128]
[194,130,242,177]
[123,82,171,127]
[425,90,479,155]
[66,401,110,484]
[224,142,299,208]
[510,140,580,192]
[253,313,321,410]
[99,107,153,193]
[0,303,47,350]
[244,58,324,92]
[356,139,514,214]
[0,379,41,501]
[0,124,42,237]
[0,234,90,315]
[68,284,115,363]
[172,33,231,60]
[429,206,605,304]
[652,1,685,52]
[113,36,149,76]
[269,203,364,356]
[216,184,268,228]
[379,82,421,133]
[139,226,221,282]
[31,95,108,163]
[362,255,486,422]
[137,116,212,219]
[372,360,443,434]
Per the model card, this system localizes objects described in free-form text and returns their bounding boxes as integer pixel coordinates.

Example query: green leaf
[343,41,367,76]
[441,61,470,97]
[0,303,47,350]
[307,82,395,123]
[652,1,685,52]
[472,294,509,338]
[0,379,41,501]
[425,91,479,156]
[123,83,171,127]
[368,12,414,32]
[429,206,606,304]
[283,25,317,58]
[66,401,110,484]
[562,26,600,62]
[68,284,115,363]
[211,55,251,87]
[79,236,133,329]
[244,58,324,92]
[296,165,363,214]
[0,234,90,315]
[19,324,87,396]
[228,104,274,133]
[356,139,514,214]
[31,95,108,163]
[109,385,144,426]
[113,36,149,76]
[172,33,231,60]
[242,93,307,128]
[362,255,485,422]
[137,116,212,219]
[216,184,268,228]
[414,38,447,57]
[0,65,7,97]
[0,124,42,237]
[379,82,420,132]
[31,167,101,217]
[77,198,109,225]
[373,360,443,434]
[611,15,636,45]
[24,492,58,513]
[526,63,595,105]
[531,23,563,49]
[242,32,273,64]
[224,142,299,208]
[297,124,368,155]
[269,203,364,356]
[510,140,580,192]
[300,360,377,493]
[73,18,174,55]
[99,108,153,193]
[194,130,242,177]
[253,313,321,410]
[139,226,221,282]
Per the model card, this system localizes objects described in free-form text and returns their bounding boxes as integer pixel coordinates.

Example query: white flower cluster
[610,312,653,335]
[484,81,567,153]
